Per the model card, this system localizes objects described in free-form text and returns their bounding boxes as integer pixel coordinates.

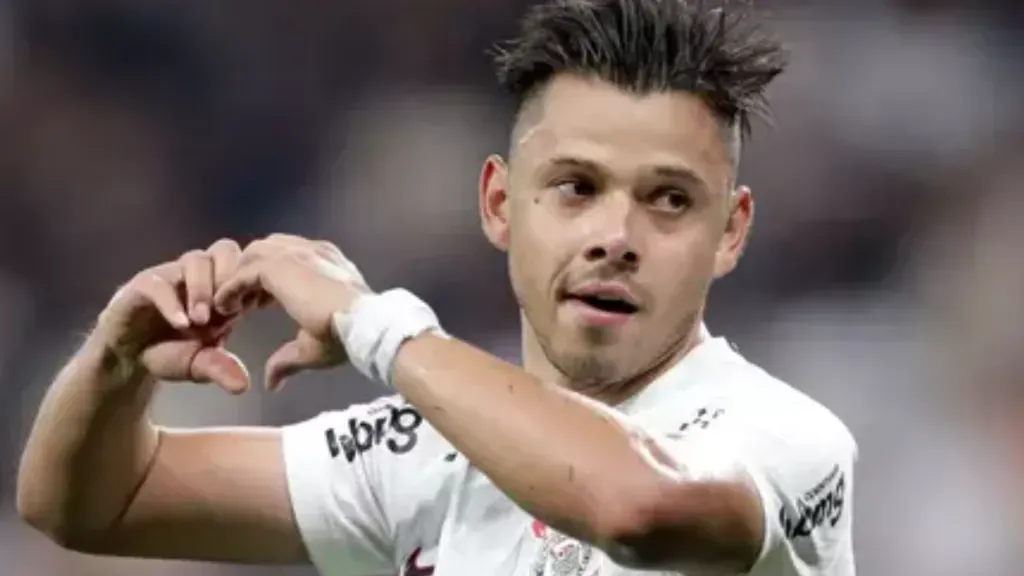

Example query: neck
[520,313,706,405]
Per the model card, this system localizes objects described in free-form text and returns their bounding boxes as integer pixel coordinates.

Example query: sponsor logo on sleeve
[324,404,424,462]
[779,464,846,540]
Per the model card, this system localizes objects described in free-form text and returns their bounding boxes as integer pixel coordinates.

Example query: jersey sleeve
[740,412,856,574]
[281,396,424,576]
[653,401,857,574]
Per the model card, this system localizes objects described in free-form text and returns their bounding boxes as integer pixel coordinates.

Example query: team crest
[530,520,597,576]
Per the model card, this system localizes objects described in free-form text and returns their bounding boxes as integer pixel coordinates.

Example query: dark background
[0,0,1020,574]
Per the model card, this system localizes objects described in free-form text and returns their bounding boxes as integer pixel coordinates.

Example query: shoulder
[707,349,857,570]
[648,336,856,456]
[650,341,856,461]
[722,358,857,464]
[646,340,857,566]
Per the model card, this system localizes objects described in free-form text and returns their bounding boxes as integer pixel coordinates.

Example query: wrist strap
[332,289,446,386]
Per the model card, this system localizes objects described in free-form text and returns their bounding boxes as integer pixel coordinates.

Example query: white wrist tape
[332,289,446,386]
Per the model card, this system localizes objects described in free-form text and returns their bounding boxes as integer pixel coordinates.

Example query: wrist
[81,331,153,391]
[332,288,447,386]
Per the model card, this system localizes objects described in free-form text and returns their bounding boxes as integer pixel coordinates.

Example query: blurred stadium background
[0,0,1019,574]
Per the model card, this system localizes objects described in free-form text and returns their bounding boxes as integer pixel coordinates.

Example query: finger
[189,346,251,395]
[138,339,202,381]
[213,262,264,315]
[148,261,185,284]
[133,273,190,330]
[208,239,245,317]
[236,237,280,269]
[239,290,275,314]
[208,238,242,289]
[313,240,342,259]
[268,233,311,247]
[264,340,304,391]
[264,332,323,391]
[310,242,365,285]
[180,250,213,325]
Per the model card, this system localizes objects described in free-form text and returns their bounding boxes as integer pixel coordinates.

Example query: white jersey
[282,333,857,576]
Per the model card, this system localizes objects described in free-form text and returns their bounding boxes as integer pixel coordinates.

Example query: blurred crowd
[0,0,1020,574]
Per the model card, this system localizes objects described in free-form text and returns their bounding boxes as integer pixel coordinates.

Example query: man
[16,0,856,574]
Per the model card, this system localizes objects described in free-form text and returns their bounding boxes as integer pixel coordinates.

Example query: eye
[554,177,597,199]
[651,188,692,213]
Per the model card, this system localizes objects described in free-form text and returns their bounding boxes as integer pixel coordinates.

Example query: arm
[214,236,764,570]
[17,240,399,572]
[390,334,764,571]
[211,235,853,572]
[16,333,305,563]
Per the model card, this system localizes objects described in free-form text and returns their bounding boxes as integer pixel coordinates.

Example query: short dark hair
[493,0,788,145]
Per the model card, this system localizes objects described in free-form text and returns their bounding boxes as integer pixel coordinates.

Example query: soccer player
[15,1,857,574]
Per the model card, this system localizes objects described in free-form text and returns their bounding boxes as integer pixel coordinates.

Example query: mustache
[560,267,646,299]
[567,262,637,284]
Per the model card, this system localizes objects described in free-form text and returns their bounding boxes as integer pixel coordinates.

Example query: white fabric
[282,331,857,575]
[333,288,445,386]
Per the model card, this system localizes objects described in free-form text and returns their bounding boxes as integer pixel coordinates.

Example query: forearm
[17,333,161,543]
[390,334,660,542]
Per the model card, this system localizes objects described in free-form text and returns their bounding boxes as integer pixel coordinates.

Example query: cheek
[507,227,547,307]
[506,245,531,307]
[508,219,568,312]
[650,242,718,300]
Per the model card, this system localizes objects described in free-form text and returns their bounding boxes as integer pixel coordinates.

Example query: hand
[214,234,373,389]
[95,239,265,394]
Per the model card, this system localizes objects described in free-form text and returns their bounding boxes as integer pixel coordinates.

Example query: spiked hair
[493,0,788,147]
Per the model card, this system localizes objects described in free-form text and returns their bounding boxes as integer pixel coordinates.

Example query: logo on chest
[530,520,598,576]
[402,546,435,576]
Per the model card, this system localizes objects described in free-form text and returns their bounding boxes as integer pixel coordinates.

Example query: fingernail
[192,303,210,324]
[174,312,190,328]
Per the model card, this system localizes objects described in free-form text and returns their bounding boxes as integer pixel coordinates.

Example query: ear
[479,154,512,252]
[713,186,754,279]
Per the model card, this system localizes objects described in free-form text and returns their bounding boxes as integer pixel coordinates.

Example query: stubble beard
[540,331,632,398]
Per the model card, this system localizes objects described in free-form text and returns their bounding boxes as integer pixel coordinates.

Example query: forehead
[516,75,733,191]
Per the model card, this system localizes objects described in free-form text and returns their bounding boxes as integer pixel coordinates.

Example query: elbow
[588,477,763,572]
[14,452,61,543]
[16,512,105,553]
[16,494,72,550]
[16,496,70,549]
[14,470,52,538]
[588,482,664,551]
[15,479,100,552]
[584,473,666,556]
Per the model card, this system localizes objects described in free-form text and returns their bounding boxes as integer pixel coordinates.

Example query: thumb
[189,347,251,395]
[265,331,333,391]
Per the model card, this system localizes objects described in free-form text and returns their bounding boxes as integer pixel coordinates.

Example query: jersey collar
[617,323,738,415]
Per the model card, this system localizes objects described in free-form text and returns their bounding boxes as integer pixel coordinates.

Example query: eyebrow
[546,156,603,176]
[546,156,708,191]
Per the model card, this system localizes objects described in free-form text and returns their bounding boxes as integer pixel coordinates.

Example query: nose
[582,192,640,268]
[584,243,639,267]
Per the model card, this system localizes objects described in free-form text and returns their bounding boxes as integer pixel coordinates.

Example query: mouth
[561,284,641,318]
[569,294,639,315]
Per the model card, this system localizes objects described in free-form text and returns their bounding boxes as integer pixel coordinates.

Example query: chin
[565,318,636,346]
[550,345,630,385]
